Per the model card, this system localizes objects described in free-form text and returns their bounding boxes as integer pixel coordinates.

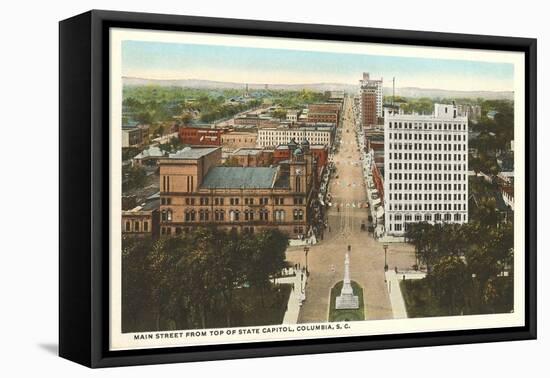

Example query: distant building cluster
[122,93,344,240]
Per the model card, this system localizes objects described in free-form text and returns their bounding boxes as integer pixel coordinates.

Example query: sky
[122,40,514,92]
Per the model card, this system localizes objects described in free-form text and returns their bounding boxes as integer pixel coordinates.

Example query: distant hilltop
[122,76,358,92]
[122,76,513,100]
[383,87,514,100]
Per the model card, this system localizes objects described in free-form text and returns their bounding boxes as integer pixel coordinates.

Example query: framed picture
[59,10,537,368]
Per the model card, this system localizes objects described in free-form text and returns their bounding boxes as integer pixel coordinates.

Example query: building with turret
[158,141,318,238]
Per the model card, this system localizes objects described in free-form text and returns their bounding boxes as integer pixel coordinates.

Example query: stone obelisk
[335,245,359,309]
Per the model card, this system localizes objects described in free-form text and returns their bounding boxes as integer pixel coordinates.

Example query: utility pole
[392,77,395,106]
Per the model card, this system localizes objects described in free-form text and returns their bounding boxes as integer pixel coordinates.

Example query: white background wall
[0,0,546,375]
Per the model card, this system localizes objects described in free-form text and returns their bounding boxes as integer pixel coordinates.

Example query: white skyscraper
[384,103,468,236]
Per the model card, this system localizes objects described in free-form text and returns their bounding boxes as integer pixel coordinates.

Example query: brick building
[158,142,318,238]
[220,131,258,151]
[360,83,379,126]
[273,142,328,180]
[234,116,279,128]
[229,148,274,167]
[307,103,341,124]
[122,196,160,239]
[178,125,227,146]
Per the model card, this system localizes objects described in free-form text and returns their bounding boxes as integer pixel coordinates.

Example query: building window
[185,210,196,222]
[230,210,240,222]
[125,221,131,232]
[215,210,225,221]
[143,221,149,232]
[293,209,304,221]
[244,210,255,221]
[275,209,285,222]
[295,176,301,192]
[293,197,304,205]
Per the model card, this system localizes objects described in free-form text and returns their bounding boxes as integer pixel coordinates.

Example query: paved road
[286,96,415,323]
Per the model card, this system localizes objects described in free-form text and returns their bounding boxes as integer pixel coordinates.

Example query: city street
[286,96,416,322]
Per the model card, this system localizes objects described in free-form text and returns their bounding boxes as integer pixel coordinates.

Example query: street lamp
[304,246,309,276]
[383,244,388,272]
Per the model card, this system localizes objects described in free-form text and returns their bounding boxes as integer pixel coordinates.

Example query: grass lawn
[328,281,365,322]
[207,283,292,328]
[400,279,446,318]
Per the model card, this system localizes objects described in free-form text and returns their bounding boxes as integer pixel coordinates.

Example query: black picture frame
[59,9,537,368]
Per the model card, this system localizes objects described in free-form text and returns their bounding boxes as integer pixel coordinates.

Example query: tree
[245,229,288,307]
[216,229,252,326]
[405,213,514,316]
[271,109,287,120]
[121,227,290,331]
[122,165,147,192]
[121,236,154,332]
[430,256,468,315]
[179,111,193,125]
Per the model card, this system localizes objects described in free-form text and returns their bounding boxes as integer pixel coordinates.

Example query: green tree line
[405,206,513,316]
[122,228,289,332]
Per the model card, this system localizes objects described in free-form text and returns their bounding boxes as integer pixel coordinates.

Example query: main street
[286,96,416,322]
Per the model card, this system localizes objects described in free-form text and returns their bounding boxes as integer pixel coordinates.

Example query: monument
[335,245,359,309]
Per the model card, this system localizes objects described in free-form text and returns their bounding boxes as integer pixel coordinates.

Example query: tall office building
[359,72,383,127]
[384,103,468,236]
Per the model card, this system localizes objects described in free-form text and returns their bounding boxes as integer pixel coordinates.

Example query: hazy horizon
[122,75,515,93]
[122,40,514,92]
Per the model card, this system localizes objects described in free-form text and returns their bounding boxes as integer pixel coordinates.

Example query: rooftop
[201,166,278,189]
[167,147,220,160]
[233,148,263,156]
[126,198,160,213]
[133,146,166,160]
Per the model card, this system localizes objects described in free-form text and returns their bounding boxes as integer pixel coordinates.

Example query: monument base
[335,294,359,310]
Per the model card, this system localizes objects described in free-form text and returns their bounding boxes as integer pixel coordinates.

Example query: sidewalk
[384,270,426,319]
[272,269,308,324]
[289,235,317,246]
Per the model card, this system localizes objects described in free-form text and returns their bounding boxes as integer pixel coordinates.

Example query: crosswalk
[328,201,368,209]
